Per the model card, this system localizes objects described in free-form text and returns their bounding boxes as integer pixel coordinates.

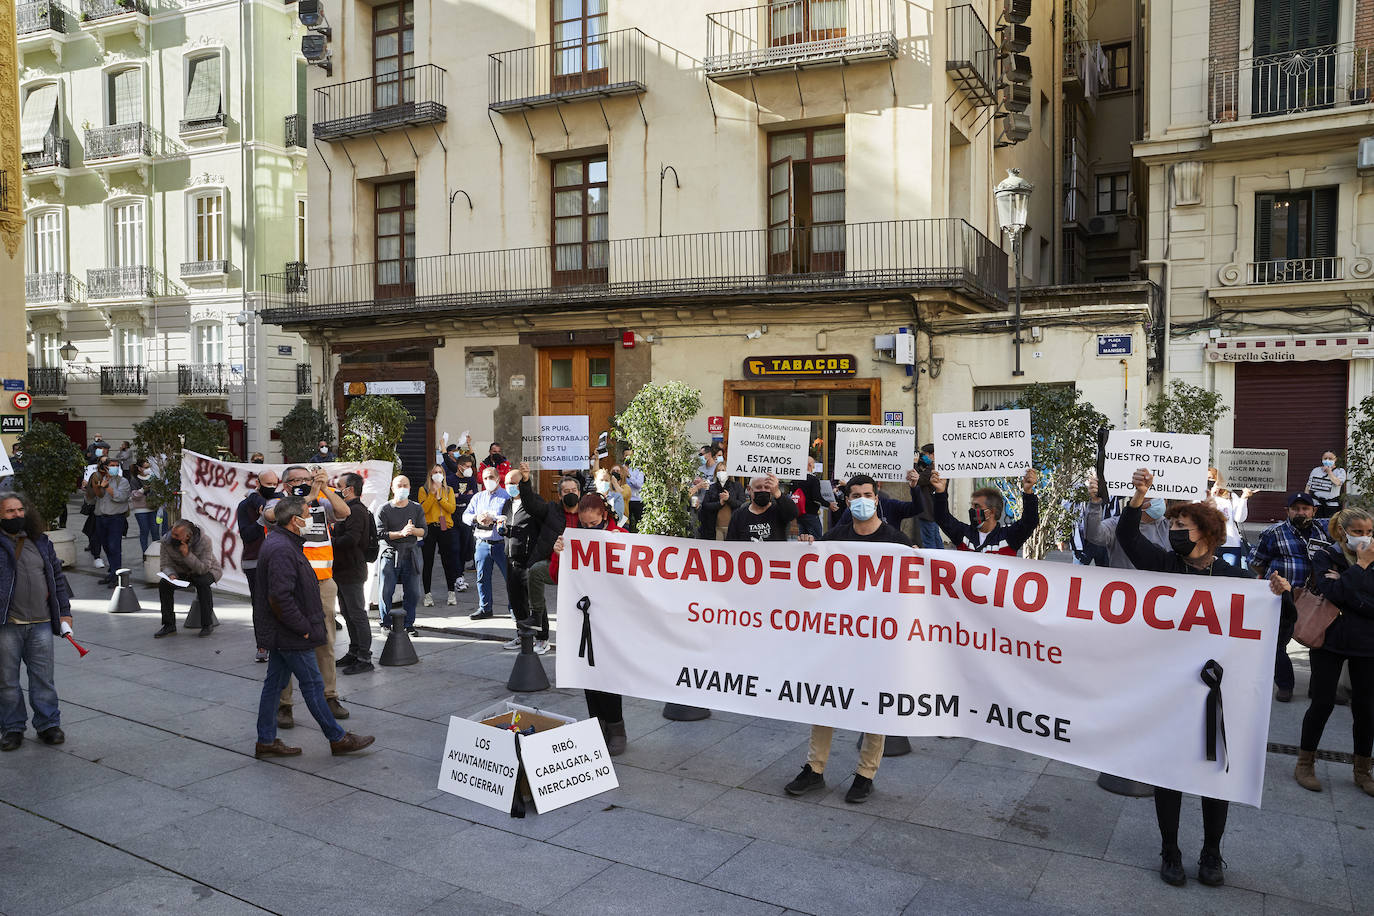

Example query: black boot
[1197,846,1226,887]
[1158,845,1185,886]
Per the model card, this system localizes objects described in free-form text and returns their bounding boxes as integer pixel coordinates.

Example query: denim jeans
[919,520,944,549]
[0,621,60,734]
[798,514,823,539]
[94,513,127,574]
[134,511,158,553]
[256,649,344,744]
[475,538,508,615]
[379,549,422,629]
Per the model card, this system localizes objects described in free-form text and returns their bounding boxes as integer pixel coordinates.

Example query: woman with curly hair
[1117,467,1253,890]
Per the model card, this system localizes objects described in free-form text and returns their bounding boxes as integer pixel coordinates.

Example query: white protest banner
[0,438,12,477]
[726,416,811,479]
[833,423,916,482]
[178,451,393,595]
[436,716,520,812]
[557,530,1277,805]
[521,415,590,468]
[1104,431,1211,499]
[932,409,1032,478]
[1218,448,1288,492]
[519,718,618,813]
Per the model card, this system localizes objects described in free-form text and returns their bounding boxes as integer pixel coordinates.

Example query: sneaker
[341,660,375,675]
[1197,848,1226,887]
[327,698,349,720]
[335,653,358,669]
[501,637,522,650]
[1159,845,1186,887]
[94,557,106,569]
[454,578,469,592]
[38,726,65,746]
[533,639,550,655]
[784,764,825,796]
[255,648,269,663]
[469,610,494,620]
[255,738,302,759]
[844,774,874,804]
[330,732,375,755]
[406,627,419,638]
[423,593,435,608]
[447,591,458,606]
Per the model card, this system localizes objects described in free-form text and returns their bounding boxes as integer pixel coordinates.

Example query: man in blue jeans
[375,475,426,636]
[0,494,74,751]
[462,464,511,621]
[252,495,373,758]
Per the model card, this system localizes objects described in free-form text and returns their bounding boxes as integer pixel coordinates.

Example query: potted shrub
[133,405,227,529]
[13,420,87,567]
[275,401,332,463]
[339,395,413,468]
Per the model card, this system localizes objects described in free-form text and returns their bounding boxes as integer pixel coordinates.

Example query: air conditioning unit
[1087,214,1119,235]
[1004,82,1031,111]
[1004,54,1032,83]
[1359,136,1374,175]
[1003,111,1032,142]
[1005,0,1032,25]
[1001,23,1031,53]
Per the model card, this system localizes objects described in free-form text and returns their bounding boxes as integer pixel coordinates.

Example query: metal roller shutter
[1232,360,1348,522]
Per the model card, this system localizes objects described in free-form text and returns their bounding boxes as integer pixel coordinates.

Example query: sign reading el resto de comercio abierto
[743,355,857,378]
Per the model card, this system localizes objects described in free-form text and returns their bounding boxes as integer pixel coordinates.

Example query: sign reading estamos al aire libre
[744,355,857,378]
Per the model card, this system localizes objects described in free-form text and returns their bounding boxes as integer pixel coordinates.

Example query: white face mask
[394,487,409,501]
[320,446,329,454]
[461,467,473,477]
[595,480,611,495]
[1347,535,1372,553]
[717,470,729,484]
[431,474,444,484]
[483,478,498,492]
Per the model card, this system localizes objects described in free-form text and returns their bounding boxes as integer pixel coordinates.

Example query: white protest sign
[519,718,619,813]
[521,415,590,468]
[1104,431,1211,498]
[833,424,916,481]
[932,409,1032,478]
[726,417,811,479]
[1218,448,1288,492]
[0,438,12,477]
[436,715,520,812]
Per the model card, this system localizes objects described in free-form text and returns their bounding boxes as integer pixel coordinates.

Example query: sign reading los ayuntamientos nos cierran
[743,355,857,379]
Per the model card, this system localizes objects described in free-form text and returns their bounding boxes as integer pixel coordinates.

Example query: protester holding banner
[1283,507,1374,797]
[418,465,461,609]
[1250,493,1331,702]
[462,465,511,621]
[156,520,223,639]
[834,474,922,529]
[376,475,426,637]
[699,466,745,541]
[784,474,908,805]
[929,468,1039,555]
[1119,467,1249,888]
[1305,451,1347,519]
[913,445,942,549]
[1206,469,1253,570]
[725,474,797,542]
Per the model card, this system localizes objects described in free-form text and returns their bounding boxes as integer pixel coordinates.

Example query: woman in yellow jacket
[417,464,461,607]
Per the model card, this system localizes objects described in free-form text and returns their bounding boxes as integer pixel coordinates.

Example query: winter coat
[0,531,72,634]
[1309,543,1374,656]
[160,523,223,582]
[253,528,327,652]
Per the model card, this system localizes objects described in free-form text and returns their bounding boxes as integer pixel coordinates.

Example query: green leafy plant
[1344,395,1374,508]
[275,402,331,463]
[612,381,703,536]
[994,384,1112,560]
[133,406,227,524]
[13,420,86,529]
[1144,380,1230,441]
[339,395,413,468]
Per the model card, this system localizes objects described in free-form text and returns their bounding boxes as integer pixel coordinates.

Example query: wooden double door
[537,345,615,497]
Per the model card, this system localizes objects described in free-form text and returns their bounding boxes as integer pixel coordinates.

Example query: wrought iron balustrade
[489,28,646,111]
[1211,42,1373,122]
[178,363,227,396]
[28,367,66,397]
[1247,257,1344,284]
[180,112,226,133]
[19,0,67,34]
[80,0,146,20]
[100,365,146,396]
[22,135,70,171]
[313,64,446,141]
[946,4,997,106]
[285,113,305,148]
[296,362,312,395]
[705,0,896,77]
[284,260,307,293]
[26,272,83,303]
[87,265,157,298]
[84,123,152,161]
[181,259,229,277]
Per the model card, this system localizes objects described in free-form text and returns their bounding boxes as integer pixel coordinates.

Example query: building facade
[268,0,1156,490]
[1136,0,1374,519]
[18,0,310,457]
[2,0,29,456]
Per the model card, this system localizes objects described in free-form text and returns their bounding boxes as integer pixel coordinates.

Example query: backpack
[362,511,381,563]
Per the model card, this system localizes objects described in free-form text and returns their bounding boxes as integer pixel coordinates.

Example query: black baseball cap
[1287,493,1317,507]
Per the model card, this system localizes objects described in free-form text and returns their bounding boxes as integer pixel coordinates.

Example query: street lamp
[59,340,78,362]
[236,311,252,456]
[995,168,1034,377]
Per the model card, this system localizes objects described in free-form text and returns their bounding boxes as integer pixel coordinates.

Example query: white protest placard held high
[931,409,1032,478]
[833,424,916,482]
[519,718,619,813]
[726,417,810,479]
[1218,448,1288,492]
[0,438,12,477]
[435,716,520,813]
[1103,431,1211,499]
[521,415,590,468]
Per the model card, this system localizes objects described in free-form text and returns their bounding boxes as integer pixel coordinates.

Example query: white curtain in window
[117,328,143,366]
[194,323,224,364]
[184,55,223,121]
[19,84,58,155]
[38,333,61,369]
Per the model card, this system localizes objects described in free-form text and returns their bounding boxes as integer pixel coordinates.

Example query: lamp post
[236,310,252,457]
[994,168,1033,377]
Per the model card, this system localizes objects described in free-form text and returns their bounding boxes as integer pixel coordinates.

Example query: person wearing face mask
[928,468,1040,555]
[1118,467,1250,889]
[621,446,645,532]
[726,473,797,542]
[699,464,746,541]
[1271,507,1374,797]
[1081,476,1172,570]
[316,441,336,461]
[499,464,552,650]
[130,460,160,554]
[522,474,584,655]
[330,473,375,674]
[480,442,512,482]
[593,467,627,526]
[784,475,909,804]
[1251,493,1332,702]
[237,469,279,661]
[86,457,131,586]
[1206,468,1253,569]
[912,444,944,549]
[417,465,461,609]
[375,475,426,636]
[1305,451,1346,519]
[449,454,478,584]
[249,453,266,465]
[791,456,826,540]
[462,466,512,621]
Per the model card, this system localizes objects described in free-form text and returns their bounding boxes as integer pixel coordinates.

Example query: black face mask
[251,458,264,465]
[561,492,580,508]
[291,484,311,498]
[1292,515,1313,531]
[259,485,277,499]
[752,491,772,507]
[969,507,992,526]
[1,517,26,535]
[1169,529,1197,557]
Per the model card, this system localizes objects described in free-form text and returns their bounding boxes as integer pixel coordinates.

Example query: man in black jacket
[237,469,277,661]
[252,496,373,759]
[792,456,825,539]
[332,474,373,675]
[522,472,581,655]
[500,464,552,650]
[699,468,746,541]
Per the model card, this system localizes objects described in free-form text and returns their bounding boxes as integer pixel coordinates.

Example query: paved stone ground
[2,533,1370,915]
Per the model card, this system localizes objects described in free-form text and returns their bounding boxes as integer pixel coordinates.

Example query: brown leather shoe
[327,698,349,720]
[330,732,375,756]
[255,738,303,759]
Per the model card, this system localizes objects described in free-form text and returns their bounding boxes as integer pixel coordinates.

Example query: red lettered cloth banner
[555,530,1279,806]
[177,450,393,595]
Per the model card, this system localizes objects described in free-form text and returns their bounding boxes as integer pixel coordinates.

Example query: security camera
[745,328,763,340]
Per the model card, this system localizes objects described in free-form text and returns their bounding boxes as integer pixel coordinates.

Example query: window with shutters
[1250,0,1339,117]
[1253,187,1339,282]
[27,209,64,275]
[374,179,415,298]
[767,126,845,275]
[109,200,145,267]
[106,67,143,126]
[182,53,225,131]
[19,83,60,158]
[551,153,608,286]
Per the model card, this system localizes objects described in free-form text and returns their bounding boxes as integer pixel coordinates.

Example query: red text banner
[555,530,1279,806]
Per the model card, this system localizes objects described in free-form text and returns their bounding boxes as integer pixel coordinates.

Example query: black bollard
[378,624,420,667]
[663,703,711,721]
[184,596,219,630]
[506,631,550,692]
[108,568,142,614]
[858,734,912,757]
[1096,772,1155,797]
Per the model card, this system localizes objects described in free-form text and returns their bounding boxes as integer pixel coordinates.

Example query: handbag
[1291,586,1340,649]
[80,503,94,516]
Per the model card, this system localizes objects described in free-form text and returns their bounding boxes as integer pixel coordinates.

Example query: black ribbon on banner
[1201,659,1229,772]
[577,595,595,667]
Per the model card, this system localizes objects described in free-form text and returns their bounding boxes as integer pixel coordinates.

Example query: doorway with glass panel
[733,382,879,478]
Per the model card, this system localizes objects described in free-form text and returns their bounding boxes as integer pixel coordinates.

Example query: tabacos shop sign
[744,354,857,379]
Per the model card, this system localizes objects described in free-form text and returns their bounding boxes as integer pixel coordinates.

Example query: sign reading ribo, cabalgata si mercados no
[743,355,857,378]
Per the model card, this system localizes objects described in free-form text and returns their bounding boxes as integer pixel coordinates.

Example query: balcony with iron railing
[489,28,648,112]
[285,113,305,148]
[179,112,226,134]
[28,367,67,398]
[296,362,312,395]
[313,64,446,141]
[22,135,71,172]
[181,259,229,279]
[84,123,152,162]
[18,0,68,35]
[87,265,159,299]
[178,363,228,396]
[1210,42,1373,123]
[80,0,148,49]
[704,0,897,78]
[284,260,308,293]
[945,4,997,106]
[1246,257,1344,285]
[100,365,146,396]
[262,219,1008,325]
[26,272,83,303]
